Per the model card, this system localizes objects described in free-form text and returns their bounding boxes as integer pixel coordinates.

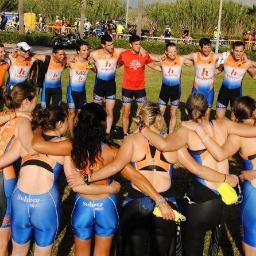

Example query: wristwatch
[83,175,90,185]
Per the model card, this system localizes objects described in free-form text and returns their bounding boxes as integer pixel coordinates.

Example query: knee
[170,110,177,118]
[106,109,113,117]
[68,110,76,119]
[122,109,130,118]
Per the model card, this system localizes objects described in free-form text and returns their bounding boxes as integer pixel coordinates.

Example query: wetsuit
[0,118,18,228]
[217,55,247,109]
[240,151,256,248]
[120,139,177,256]
[67,62,88,109]
[182,124,224,256]
[192,52,216,108]
[71,143,119,240]
[11,135,63,247]
[158,55,182,107]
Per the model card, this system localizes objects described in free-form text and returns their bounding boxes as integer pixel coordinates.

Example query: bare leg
[159,105,166,117]
[93,236,113,256]
[169,105,178,133]
[11,240,30,256]
[74,236,91,256]
[68,109,76,138]
[243,242,256,256]
[105,99,115,135]
[216,107,226,120]
[34,244,53,256]
[0,227,10,256]
[122,103,131,135]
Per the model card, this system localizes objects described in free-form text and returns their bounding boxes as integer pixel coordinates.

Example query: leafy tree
[0,0,17,12]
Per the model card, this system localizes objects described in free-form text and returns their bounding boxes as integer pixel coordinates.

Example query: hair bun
[133,115,142,125]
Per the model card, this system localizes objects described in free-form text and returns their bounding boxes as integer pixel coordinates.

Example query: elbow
[213,154,225,162]
[71,185,83,193]
[217,156,225,161]
[31,142,40,152]
[161,143,172,152]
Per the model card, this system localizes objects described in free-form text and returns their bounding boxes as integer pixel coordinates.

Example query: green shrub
[0,31,55,46]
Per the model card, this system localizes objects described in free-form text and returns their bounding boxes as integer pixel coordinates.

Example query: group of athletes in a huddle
[0,34,256,256]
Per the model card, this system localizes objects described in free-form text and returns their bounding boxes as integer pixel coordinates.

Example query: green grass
[40,67,255,256]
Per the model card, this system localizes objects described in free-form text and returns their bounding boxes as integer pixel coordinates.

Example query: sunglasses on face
[20,48,30,53]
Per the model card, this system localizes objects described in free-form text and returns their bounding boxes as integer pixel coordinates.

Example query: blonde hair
[133,102,161,127]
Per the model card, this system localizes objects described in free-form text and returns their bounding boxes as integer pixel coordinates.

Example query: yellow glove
[217,182,238,205]
[153,207,186,222]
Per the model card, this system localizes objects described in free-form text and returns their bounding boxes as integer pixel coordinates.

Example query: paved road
[4,43,76,54]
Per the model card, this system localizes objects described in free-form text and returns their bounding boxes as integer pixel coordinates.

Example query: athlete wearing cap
[6,42,45,94]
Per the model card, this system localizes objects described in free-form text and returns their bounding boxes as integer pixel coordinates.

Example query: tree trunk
[79,0,86,38]
[18,0,24,34]
[137,0,143,36]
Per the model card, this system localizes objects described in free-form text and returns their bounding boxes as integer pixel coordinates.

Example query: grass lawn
[38,66,255,255]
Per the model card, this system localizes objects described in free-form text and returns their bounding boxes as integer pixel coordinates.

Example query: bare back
[186,120,229,189]
[129,132,177,193]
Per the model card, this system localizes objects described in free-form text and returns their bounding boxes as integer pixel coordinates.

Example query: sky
[128,0,256,7]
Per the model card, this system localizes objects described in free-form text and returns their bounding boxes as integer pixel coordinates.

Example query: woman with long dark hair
[0,104,119,256]
[65,102,173,256]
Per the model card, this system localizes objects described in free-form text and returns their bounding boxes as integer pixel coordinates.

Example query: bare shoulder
[16,117,31,127]
[246,59,253,69]
[102,143,119,163]
[89,50,97,58]
[212,118,228,134]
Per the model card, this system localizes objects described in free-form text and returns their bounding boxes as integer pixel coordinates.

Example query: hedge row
[0,32,55,46]
[1,32,256,60]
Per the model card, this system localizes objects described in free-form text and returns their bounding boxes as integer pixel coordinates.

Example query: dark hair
[233,96,256,122]
[4,81,36,109]
[32,104,68,132]
[71,103,107,171]
[0,43,4,48]
[129,34,141,44]
[101,34,113,45]
[75,40,89,52]
[166,42,176,50]
[185,93,208,122]
[199,38,211,48]
[52,45,64,53]
[232,41,245,50]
